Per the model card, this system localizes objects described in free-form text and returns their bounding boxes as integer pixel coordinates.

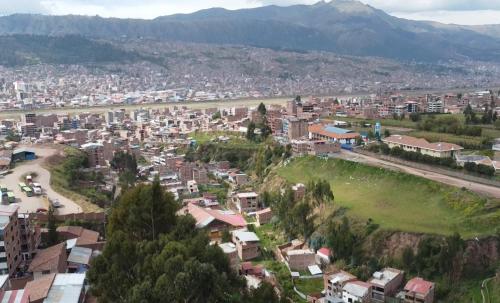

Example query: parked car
[36,208,48,213]
[51,199,61,208]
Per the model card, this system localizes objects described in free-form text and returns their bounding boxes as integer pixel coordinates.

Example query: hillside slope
[0,1,500,62]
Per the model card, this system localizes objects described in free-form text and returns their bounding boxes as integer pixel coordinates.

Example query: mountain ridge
[0,1,500,62]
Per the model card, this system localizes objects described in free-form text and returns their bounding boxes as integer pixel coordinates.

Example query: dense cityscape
[0,1,499,303]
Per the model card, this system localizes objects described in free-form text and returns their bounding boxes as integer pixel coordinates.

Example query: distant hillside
[0,35,138,66]
[0,1,500,62]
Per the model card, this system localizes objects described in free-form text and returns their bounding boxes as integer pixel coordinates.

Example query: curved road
[0,146,82,215]
[339,150,500,198]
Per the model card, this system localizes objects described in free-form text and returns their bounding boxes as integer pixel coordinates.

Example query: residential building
[368,268,404,302]
[404,277,435,303]
[283,117,308,140]
[28,243,67,279]
[0,205,21,277]
[81,142,105,167]
[233,192,259,213]
[180,203,247,240]
[383,135,463,158]
[218,243,239,271]
[18,213,40,262]
[324,270,357,301]
[255,208,272,226]
[232,231,261,261]
[342,281,372,303]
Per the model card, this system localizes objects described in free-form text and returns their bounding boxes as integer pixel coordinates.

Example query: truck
[23,187,33,197]
[26,175,33,184]
[18,182,27,189]
[6,192,15,203]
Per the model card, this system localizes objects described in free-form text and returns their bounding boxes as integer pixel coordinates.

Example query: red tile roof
[383,135,463,152]
[309,124,359,140]
[404,277,434,295]
[182,203,247,228]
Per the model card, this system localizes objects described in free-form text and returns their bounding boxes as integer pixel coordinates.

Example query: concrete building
[342,281,372,303]
[18,213,40,262]
[324,270,358,301]
[404,277,435,303]
[28,243,67,279]
[285,249,316,271]
[232,231,260,261]
[0,205,21,277]
[255,208,272,226]
[233,192,259,213]
[283,117,308,140]
[368,268,404,302]
[218,242,239,271]
[308,124,359,145]
[81,142,105,167]
[383,135,463,158]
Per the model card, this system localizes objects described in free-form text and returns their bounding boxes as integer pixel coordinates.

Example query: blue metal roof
[324,125,352,134]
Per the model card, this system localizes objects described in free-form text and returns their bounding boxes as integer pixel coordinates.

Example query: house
[255,208,272,226]
[180,203,247,239]
[368,268,404,302]
[383,135,463,158]
[404,277,435,303]
[56,226,101,250]
[186,180,199,194]
[308,124,359,145]
[342,281,372,303]
[67,246,93,273]
[232,231,261,261]
[218,243,239,271]
[44,273,86,303]
[233,192,259,213]
[228,173,249,186]
[292,183,306,201]
[28,243,67,279]
[323,270,357,301]
[24,273,56,303]
[316,247,331,265]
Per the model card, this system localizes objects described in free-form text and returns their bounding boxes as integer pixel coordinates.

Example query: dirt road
[0,146,82,215]
[337,150,500,198]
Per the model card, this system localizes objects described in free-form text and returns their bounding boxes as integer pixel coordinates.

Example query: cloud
[393,10,500,25]
[359,0,500,13]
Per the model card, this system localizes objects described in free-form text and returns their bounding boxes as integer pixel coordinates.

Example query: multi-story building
[324,270,358,302]
[233,192,259,213]
[81,142,105,167]
[232,231,260,261]
[0,205,22,276]
[404,277,435,303]
[342,281,372,303]
[18,213,40,262]
[368,268,404,302]
[283,117,308,140]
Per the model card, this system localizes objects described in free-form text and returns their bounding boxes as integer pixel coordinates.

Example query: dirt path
[0,146,82,214]
[337,150,500,198]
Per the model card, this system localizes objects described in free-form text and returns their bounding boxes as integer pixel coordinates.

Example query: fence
[32,212,106,223]
[354,149,500,188]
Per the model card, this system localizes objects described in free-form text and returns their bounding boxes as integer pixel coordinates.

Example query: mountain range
[1,0,500,63]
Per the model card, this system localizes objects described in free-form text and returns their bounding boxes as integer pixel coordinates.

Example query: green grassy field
[276,157,500,238]
[407,130,486,147]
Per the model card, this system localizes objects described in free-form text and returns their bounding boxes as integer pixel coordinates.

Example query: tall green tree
[257,102,267,116]
[88,181,253,303]
[246,122,256,141]
[47,206,58,246]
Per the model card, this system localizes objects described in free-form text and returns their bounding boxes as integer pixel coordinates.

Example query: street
[336,150,500,199]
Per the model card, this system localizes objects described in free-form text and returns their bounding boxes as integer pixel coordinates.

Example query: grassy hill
[276,156,500,238]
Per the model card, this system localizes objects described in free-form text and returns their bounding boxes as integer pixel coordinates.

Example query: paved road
[337,150,500,198]
[0,146,82,215]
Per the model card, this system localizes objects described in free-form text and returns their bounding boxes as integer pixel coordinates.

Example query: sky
[1,0,500,25]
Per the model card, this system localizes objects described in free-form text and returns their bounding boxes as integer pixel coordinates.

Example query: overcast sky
[1,0,500,25]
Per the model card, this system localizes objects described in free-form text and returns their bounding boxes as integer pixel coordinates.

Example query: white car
[51,199,61,208]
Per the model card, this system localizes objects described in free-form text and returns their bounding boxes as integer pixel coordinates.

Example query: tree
[384,129,391,138]
[326,217,358,264]
[409,112,421,122]
[402,246,415,273]
[88,181,247,303]
[257,102,267,116]
[246,122,256,141]
[291,201,316,242]
[212,111,221,120]
[47,206,58,246]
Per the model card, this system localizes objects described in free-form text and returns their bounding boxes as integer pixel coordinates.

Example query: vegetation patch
[276,156,500,238]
